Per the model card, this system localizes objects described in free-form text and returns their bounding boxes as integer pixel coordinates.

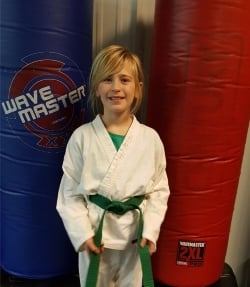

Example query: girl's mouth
[108,96,125,100]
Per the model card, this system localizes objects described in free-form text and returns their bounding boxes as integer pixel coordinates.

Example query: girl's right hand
[80,237,104,255]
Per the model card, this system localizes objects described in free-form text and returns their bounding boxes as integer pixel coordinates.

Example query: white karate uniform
[56,115,170,287]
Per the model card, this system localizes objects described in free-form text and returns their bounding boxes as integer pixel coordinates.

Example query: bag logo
[177,240,206,267]
[1,52,87,152]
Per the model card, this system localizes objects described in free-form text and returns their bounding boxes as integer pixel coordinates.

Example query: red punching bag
[147,1,250,286]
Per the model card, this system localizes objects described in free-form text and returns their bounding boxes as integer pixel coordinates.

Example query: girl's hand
[140,238,156,255]
[79,237,104,254]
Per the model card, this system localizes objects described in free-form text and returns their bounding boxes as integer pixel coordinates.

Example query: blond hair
[89,45,144,115]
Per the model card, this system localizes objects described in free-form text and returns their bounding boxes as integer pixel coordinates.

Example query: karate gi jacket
[56,115,170,251]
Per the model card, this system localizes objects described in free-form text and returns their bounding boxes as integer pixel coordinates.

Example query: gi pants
[79,243,142,287]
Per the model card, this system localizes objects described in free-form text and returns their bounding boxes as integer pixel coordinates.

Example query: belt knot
[106,201,136,215]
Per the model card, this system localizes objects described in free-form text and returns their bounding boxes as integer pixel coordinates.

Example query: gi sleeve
[56,129,95,252]
[142,135,170,246]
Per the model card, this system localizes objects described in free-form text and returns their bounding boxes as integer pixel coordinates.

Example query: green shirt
[108,131,125,150]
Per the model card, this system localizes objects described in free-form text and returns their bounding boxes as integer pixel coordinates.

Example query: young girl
[56,45,170,287]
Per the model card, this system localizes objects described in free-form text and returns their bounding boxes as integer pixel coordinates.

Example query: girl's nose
[111,79,120,91]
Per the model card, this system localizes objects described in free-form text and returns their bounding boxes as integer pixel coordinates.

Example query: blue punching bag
[0,0,92,278]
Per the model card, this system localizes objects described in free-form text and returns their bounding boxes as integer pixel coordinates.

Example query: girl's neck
[101,113,133,136]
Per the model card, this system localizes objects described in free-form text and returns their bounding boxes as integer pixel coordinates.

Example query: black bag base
[154,263,238,287]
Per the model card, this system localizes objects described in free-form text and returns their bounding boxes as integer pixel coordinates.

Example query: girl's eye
[103,77,112,82]
[121,78,130,83]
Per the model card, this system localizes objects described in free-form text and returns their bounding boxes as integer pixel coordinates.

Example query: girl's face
[96,61,137,116]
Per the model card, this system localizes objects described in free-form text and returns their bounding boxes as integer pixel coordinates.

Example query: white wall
[225,125,250,287]
[93,1,250,285]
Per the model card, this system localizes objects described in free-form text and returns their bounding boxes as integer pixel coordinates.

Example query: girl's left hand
[140,238,156,255]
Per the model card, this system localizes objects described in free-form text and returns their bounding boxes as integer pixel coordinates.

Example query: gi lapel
[91,115,139,200]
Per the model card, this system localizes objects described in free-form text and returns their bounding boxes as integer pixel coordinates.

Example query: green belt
[85,194,154,287]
